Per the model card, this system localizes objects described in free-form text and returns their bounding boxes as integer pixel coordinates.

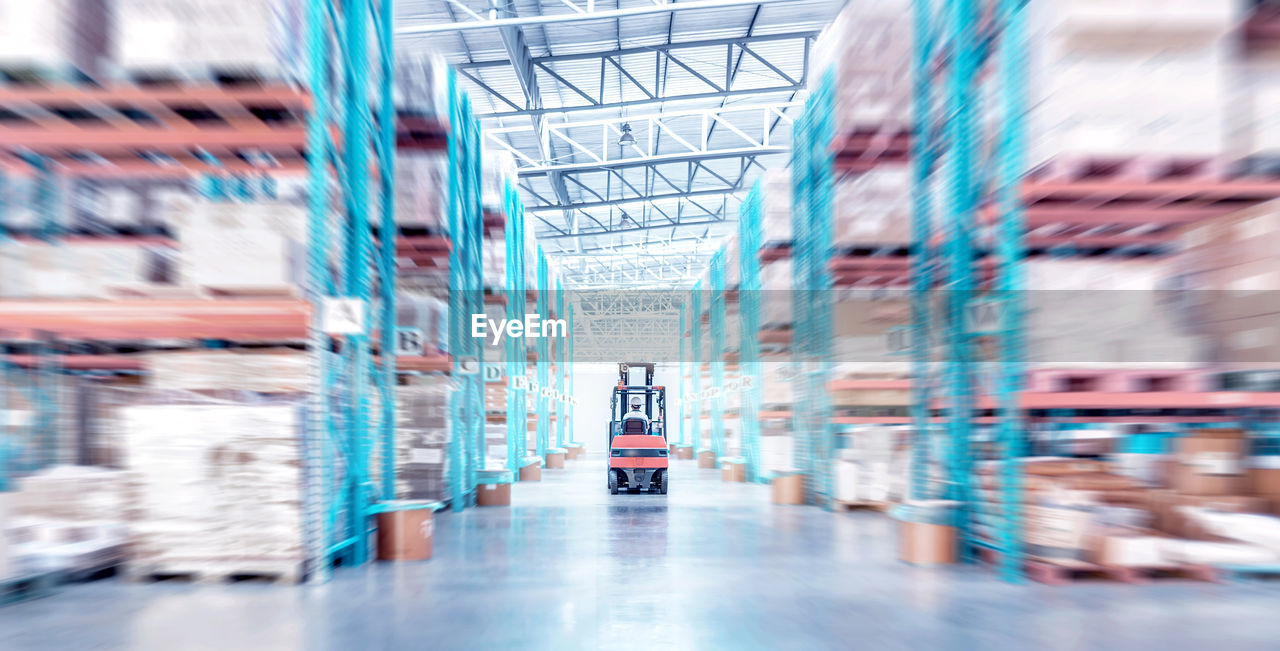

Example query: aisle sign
[321,298,367,335]
[965,297,1003,335]
[394,327,425,356]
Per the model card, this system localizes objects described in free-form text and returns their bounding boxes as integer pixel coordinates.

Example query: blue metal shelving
[555,278,567,448]
[709,251,727,461]
[535,247,551,459]
[503,181,529,476]
[443,68,486,515]
[737,181,766,482]
[300,0,408,577]
[690,281,704,452]
[904,0,1031,580]
[790,69,836,506]
[678,302,688,447]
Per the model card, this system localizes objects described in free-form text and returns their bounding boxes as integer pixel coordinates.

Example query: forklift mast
[610,362,666,439]
[618,362,655,386]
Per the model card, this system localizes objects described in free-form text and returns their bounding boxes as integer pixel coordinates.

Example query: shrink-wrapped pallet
[112,0,298,80]
[118,398,306,573]
[0,0,110,79]
[396,378,451,502]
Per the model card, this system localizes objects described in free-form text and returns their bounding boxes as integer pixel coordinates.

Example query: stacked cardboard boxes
[1176,200,1280,369]
[145,349,310,393]
[982,428,1280,568]
[759,169,793,246]
[0,242,166,299]
[396,379,451,501]
[811,0,911,133]
[162,196,307,294]
[759,418,794,474]
[8,465,135,577]
[0,0,111,79]
[395,155,448,231]
[118,400,306,575]
[832,296,910,378]
[833,170,911,249]
[1024,1,1236,169]
[1023,259,1203,368]
[834,426,904,504]
[112,0,297,79]
[759,261,792,327]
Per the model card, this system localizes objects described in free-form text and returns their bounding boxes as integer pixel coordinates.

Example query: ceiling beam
[517,146,786,176]
[493,1,574,229]
[399,0,799,35]
[539,216,732,240]
[455,32,816,118]
[526,187,740,213]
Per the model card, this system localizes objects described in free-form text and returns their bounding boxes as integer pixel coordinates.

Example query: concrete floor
[5,454,1280,650]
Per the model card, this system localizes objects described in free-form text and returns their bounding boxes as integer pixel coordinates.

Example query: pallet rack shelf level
[0,0,455,584]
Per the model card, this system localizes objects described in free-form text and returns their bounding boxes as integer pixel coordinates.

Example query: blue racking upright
[690,280,704,453]
[555,278,567,448]
[563,301,575,446]
[443,67,486,515]
[300,0,413,576]
[709,251,728,461]
[535,247,551,458]
[736,181,766,482]
[789,69,837,506]
[906,0,1031,580]
[678,302,688,448]
[503,181,529,476]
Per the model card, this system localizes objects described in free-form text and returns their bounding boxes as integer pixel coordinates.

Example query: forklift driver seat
[622,416,648,435]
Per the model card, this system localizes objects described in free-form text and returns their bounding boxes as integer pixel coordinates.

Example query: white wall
[569,363,682,447]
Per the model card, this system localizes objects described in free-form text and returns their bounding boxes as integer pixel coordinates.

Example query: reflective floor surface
[5,452,1280,650]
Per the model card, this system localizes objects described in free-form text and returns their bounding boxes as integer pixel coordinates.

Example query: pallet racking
[0,0,476,582]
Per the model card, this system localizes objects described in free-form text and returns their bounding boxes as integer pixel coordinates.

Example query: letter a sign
[321,298,367,335]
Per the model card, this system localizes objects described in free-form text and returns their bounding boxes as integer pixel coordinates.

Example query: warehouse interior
[7,0,1280,648]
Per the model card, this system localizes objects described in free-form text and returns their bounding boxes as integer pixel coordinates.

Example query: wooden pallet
[1212,564,1280,581]
[1027,558,1217,585]
[1105,564,1219,584]
[1025,558,1118,585]
[834,500,889,513]
[979,546,1216,584]
[0,570,61,606]
[126,561,304,585]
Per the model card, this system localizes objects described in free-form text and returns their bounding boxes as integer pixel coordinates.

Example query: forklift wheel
[609,472,618,495]
[659,470,668,495]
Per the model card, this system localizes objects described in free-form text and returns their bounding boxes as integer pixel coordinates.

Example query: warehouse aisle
[6,454,1280,650]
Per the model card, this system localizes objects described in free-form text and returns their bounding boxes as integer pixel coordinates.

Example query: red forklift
[607,362,669,494]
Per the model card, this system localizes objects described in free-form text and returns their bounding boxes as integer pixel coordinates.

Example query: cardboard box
[771,473,805,505]
[1025,505,1094,561]
[1249,465,1280,514]
[676,446,694,460]
[1150,492,1268,538]
[476,482,511,507]
[1024,458,1110,476]
[376,505,434,561]
[1093,531,1167,568]
[544,452,565,469]
[698,450,717,469]
[566,445,583,460]
[1173,429,1247,496]
[898,521,957,565]
[0,493,10,579]
[519,463,541,482]
[721,460,746,482]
